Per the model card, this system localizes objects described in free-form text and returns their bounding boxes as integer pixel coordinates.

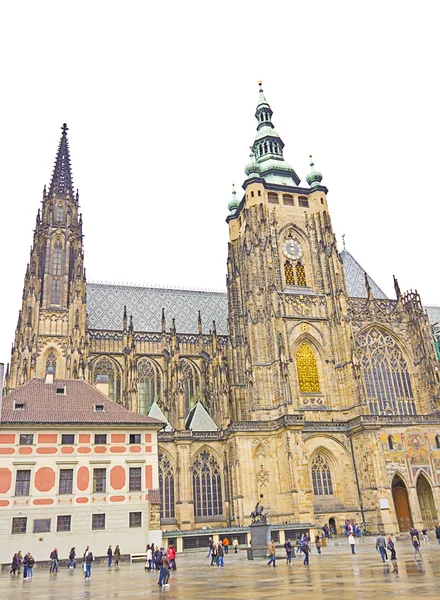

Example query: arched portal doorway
[329,517,337,535]
[392,475,413,532]
[417,473,438,530]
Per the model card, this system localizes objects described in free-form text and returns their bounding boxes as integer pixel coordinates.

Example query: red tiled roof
[0,379,164,427]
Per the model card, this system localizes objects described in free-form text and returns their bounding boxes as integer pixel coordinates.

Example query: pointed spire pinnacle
[364,272,372,299]
[161,308,166,333]
[48,123,74,199]
[198,310,202,335]
[306,154,323,188]
[393,275,401,300]
[228,183,240,215]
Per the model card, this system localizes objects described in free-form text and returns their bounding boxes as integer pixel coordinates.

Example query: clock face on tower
[282,238,303,261]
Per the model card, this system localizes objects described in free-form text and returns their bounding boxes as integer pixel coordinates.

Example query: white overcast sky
[0,1,439,367]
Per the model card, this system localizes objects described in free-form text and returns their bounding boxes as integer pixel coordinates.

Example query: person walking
[207,537,213,558]
[27,554,35,579]
[145,545,153,571]
[267,539,276,567]
[422,527,429,545]
[161,553,171,587]
[315,535,322,555]
[211,543,218,566]
[114,545,121,566]
[107,545,113,567]
[22,553,30,579]
[49,547,59,573]
[412,535,423,559]
[82,545,89,573]
[217,541,225,567]
[301,538,310,566]
[167,544,176,570]
[387,535,397,560]
[284,538,293,564]
[376,533,388,562]
[348,533,356,554]
[85,551,94,580]
[69,547,76,569]
[223,537,230,554]
[17,551,23,575]
[10,553,19,575]
[436,524,440,545]
[233,537,239,554]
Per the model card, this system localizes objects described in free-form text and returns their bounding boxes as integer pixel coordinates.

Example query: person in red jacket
[167,544,177,570]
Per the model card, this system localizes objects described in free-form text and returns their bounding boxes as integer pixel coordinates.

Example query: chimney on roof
[95,374,109,398]
[45,367,55,385]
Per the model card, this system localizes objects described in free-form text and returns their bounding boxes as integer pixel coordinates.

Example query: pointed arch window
[296,342,320,393]
[436,435,440,450]
[56,204,64,223]
[180,359,200,415]
[192,450,223,518]
[388,436,395,450]
[284,261,295,285]
[138,359,162,414]
[355,327,416,416]
[311,454,333,495]
[159,453,175,520]
[93,357,121,403]
[52,242,63,276]
[46,351,57,376]
[295,262,307,286]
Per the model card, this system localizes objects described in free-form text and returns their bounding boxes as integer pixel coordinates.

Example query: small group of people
[10,551,35,578]
[145,543,176,587]
[344,519,363,538]
[322,523,335,539]
[207,539,225,566]
[106,545,121,567]
[268,534,315,568]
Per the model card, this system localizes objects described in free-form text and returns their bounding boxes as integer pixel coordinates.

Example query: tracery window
[52,242,63,276]
[159,453,175,519]
[192,450,223,518]
[311,454,333,496]
[51,279,61,304]
[138,359,162,414]
[388,436,394,450]
[46,351,57,376]
[355,327,416,416]
[56,205,64,223]
[93,357,121,402]
[295,262,307,286]
[296,342,320,393]
[180,359,200,415]
[284,261,295,285]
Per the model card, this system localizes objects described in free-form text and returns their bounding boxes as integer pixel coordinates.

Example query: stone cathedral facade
[4,86,440,534]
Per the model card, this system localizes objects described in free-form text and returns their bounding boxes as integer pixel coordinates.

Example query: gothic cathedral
[4,85,440,534]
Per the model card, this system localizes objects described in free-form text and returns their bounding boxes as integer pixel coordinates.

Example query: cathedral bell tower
[226,83,354,421]
[5,124,88,391]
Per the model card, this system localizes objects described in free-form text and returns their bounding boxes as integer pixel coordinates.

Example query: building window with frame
[19,434,34,445]
[51,278,61,304]
[180,359,200,416]
[138,359,162,414]
[61,433,75,445]
[388,436,395,450]
[355,327,416,416]
[59,469,74,494]
[129,512,142,528]
[11,517,27,534]
[129,467,141,492]
[284,261,295,285]
[56,204,64,223]
[92,513,105,530]
[33,519,51,533]
[311,454,333,496]
[15,470,31,496]
[436,435,440,450]
[295,262,307,286]
[159,453,175,519]
[52,242,63,276]
[129,433,140,444]
[57,515,71,532]
[192,450,223,518]
[94,434,107,445]
[93,357,122,403]
[298,196,309,208]
[93,468,106,493]
[296,343,320,393]
[46,351,57,376]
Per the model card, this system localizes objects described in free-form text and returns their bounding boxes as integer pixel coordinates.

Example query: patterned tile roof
[426,305,440,327]
[87,282,228,335]
[1,379,162,426]
[340,249,388,299]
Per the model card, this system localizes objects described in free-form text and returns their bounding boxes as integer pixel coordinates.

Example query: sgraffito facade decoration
[4,88,440,534]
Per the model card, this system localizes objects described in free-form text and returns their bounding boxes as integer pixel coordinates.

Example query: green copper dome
[306,155,323,188]
[228,184,240,214]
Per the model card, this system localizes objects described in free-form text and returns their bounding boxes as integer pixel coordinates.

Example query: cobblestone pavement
[1,540,440,599]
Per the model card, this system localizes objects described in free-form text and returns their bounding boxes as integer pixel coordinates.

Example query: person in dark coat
[85,551,94,579]
[435,524,440,545]
[22,553,30,579]
[387,535,397,560]
[10,553,19,575]
[107,545,113,567]
[114,545,121,566]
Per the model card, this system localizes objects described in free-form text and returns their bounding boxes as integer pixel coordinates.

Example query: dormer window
[14,402,25,410]
[56,387,66,395]
[95,404,104,412]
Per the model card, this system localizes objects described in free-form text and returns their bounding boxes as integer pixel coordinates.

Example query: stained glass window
[51,278,61,304]
[56,204,64,223]
[296,343,320,393]
[296,262,307,286]
[284,261,295,285]
[46,351,57,376]
[52,242,63,276]
[180,359,200,415]
[138,359,161,414]
[159,453,175,519]
[93,357,122,402]
[355,327,416,416]
[192,450,223,518]
[311,455,333,495]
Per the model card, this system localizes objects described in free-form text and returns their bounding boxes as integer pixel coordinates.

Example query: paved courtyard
[1,540,440,599]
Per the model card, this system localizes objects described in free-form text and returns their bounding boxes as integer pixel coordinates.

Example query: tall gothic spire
[48,123,74,199]
[248,82,300,186]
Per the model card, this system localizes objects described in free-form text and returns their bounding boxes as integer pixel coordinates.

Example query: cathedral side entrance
[392,475,413,532]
